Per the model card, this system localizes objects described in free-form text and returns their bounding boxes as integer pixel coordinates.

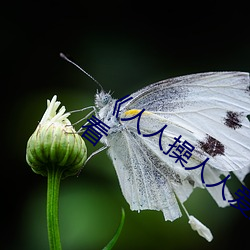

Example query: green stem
[47,165,63,250]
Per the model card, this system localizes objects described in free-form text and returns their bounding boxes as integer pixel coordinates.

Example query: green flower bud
[26,95,87,178]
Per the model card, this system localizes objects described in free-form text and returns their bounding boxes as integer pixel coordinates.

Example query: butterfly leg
[77,145,109,176]
[70,106,96,129]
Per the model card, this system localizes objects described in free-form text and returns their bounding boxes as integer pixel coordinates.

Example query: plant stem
[47,165,63,250]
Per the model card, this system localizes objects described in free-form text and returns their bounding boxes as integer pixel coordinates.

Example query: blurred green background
[2,2,250,250]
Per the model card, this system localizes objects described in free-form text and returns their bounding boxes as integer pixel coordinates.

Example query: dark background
[2,1,250,249]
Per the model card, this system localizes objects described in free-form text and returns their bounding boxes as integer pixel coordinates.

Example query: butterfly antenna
[60,53,104,91]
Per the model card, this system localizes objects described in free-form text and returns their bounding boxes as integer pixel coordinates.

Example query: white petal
[41,95,57,123]
[40,95,71,125]
[188,215,213,242]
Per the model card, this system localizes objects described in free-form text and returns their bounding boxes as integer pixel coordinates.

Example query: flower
[26,95,87,178]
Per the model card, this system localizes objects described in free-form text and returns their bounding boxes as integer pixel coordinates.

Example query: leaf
[102,208,125,250]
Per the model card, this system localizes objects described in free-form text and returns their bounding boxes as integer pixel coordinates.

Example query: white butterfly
[58,54,250,242]
[86,71,249,241]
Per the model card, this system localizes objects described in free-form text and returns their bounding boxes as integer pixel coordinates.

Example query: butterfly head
[95,90,113,110]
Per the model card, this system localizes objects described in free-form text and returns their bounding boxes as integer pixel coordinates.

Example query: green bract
[26,95,87,178]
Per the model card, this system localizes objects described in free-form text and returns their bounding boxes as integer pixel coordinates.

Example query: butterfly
[61,53,250,241]
[89,72,250,241]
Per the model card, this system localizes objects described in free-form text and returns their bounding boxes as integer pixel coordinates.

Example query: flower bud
[26,95,87,178]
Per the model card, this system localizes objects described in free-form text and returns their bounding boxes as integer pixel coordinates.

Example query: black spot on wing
[199,135,225,157]
[224,111,243,130]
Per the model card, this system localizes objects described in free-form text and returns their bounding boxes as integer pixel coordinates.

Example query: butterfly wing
[121,72,250,172]
[106,126,182,221]
[106,111,234,221]
[102,72,249,221]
